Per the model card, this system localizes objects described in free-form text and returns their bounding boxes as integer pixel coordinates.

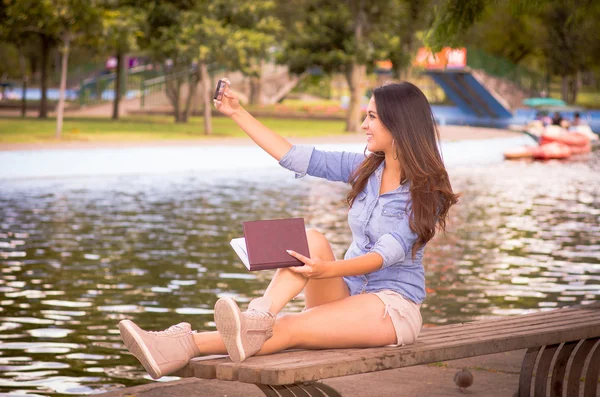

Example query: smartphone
[213,79,227,101]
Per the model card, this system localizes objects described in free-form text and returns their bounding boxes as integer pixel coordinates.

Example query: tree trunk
[561,75,569,103]
[182,71,199,123]
[56,35,70,139]
[21,78,28,118]
[165,72,181,123]
[112,51,123,120]
[39,35,50,119]
[29,55,37,84]
[199,62,212,135]
[249,59,264,106]
[344,3,366,133]
[569,72,579,104]
[175,75,183,122]
[18,50,27,118]
[249,76,262,105]
[344,63,366,133]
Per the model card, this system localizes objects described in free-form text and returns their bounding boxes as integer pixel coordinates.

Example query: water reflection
[1,152,599,395]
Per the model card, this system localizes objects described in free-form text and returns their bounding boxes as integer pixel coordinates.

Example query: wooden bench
[175,302,600,396]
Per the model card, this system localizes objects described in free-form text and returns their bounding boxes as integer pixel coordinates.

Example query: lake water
[0,138,599,395]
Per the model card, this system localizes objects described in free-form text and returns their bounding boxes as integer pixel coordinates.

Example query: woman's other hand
[213,78,241,117]
[286,250,331,278]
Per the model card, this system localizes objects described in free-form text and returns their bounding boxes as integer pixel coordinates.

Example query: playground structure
[420,47,539,120]
[74,61,301,117]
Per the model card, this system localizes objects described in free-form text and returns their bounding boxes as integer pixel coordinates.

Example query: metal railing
[78,64,161,107]
[466,47,543,94]
[140,65,227,109]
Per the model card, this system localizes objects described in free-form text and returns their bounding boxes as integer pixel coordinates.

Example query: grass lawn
[0,114,348,144]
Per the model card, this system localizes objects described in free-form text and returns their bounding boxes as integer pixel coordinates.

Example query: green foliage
[280,0,431,77]
[426,0,488,51]
[292,74,332,98]
[462,2,544,66]
[281,0,354,75]
[540,0,600,76]
[1,0,102,49]
[138,0,281,76]
[102,6,143,54]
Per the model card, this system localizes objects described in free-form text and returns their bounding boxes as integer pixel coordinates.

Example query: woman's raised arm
[214,78,292,161]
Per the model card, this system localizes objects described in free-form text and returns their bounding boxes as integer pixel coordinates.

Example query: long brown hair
[347,82,459,257]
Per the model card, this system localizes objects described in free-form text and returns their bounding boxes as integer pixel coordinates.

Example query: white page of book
[229,237,250,270]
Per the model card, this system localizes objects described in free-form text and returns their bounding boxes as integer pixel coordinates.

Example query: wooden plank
[245,322,600,384]
[181,305,600,383]
[187,316,600,382]
[417,303,600,336]
[173,355,227,379]
[218,315,600,377]
[517,347,540,397]
[534,344,559,397]
[418,313,600,345]
[550,341,579,397]
[421,309,598,336]
[192,318,599,383]
[583,339,600,397]
[566,338,599,397]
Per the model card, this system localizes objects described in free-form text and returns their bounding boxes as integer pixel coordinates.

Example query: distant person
[551,112,564,126]
[117,80,460,379]
[541,112,552,126]
[571,112,586,126]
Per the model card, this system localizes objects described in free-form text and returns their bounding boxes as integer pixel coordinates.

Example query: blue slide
[426,70,513,119]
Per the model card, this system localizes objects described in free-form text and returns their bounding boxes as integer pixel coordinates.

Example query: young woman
[118,79,459,379]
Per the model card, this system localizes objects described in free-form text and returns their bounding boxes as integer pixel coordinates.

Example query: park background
[0,0,599,396]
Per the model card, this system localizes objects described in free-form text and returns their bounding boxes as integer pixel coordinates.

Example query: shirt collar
[376,161,411,194]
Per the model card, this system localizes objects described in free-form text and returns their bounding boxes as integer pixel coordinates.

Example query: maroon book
[230,218,309,271]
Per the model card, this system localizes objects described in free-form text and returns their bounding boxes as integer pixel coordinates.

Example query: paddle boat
[505,99,599,160]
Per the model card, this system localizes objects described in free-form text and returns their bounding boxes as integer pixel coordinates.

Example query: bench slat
[246,321,600,385]
[416,312,600,345]
[180,303,600,385]
[415,306,595,338]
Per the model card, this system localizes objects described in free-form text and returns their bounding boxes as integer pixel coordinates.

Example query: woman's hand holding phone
[213,78,241,117]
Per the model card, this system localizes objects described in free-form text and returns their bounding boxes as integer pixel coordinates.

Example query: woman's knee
[273,313,300,348]
[305,228,335,260]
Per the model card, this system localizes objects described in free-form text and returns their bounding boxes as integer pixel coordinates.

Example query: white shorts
[373,290,422,346]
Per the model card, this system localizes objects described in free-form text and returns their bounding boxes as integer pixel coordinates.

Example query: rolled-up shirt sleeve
[370,216,418,268]
[278,145,315,178]
[279,145,364,183]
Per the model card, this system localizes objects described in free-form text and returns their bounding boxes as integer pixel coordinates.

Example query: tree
[138,0,204,124]
[427,0,600,104]
[462,3,543,66]
[102,5,144,120]
[212,1,282,105]
[539,1,600,103]
[1,0,59,119]
[281,0,412,132]
[52,0,102,138]
[137,0,283,128]
[0,2,32,117]
[369,0,435,80]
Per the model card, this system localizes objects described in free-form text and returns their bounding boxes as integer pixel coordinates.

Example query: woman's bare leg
[194,293,394,355]
[263,228,349,313]
[193,228,349,353]
[260,293,395,354]
[301,229,349,310]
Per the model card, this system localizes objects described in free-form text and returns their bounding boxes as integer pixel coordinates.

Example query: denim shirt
[279,145,426,304]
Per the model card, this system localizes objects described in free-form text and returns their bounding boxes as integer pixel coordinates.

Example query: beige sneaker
[214,297,275,363]
[118,320,200,379]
